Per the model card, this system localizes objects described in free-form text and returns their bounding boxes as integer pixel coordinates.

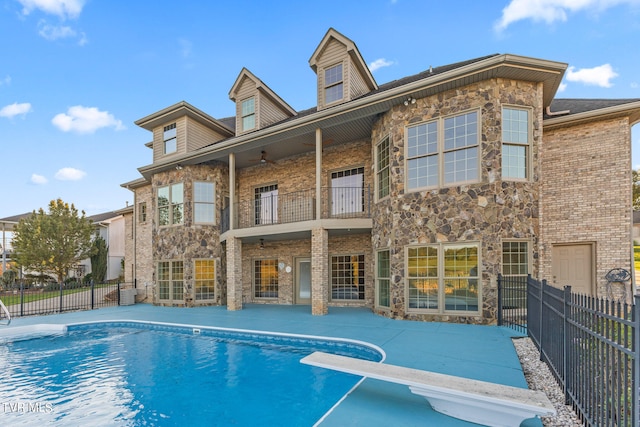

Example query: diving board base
[301,351,555,427]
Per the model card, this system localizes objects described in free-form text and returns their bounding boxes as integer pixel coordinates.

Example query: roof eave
[137,54,568,179]
[135,101,234,136]
[544,101,640,129]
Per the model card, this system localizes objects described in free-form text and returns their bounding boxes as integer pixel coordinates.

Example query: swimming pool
[0,321,384,426]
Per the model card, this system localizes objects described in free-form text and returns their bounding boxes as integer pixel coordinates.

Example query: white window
[157,260,183,302]
[502,107,530,179]
[331,167,364,216]
[194,259,215,300]
[376,250,390,308]
[163,123,177,154]
[138,202,147,223]
[331,254,365,300]
[407,111,479,190]
[158,183,184,226]
[376,137,390,200]
[502,241,529,308]
[254,259,278,298]
[254,184,278,225]
[241,97,255,131]
[407,243,479,313]
[324,63,343,104]
[194,181,215,224]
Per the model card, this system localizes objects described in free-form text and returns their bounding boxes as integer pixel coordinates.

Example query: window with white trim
[331,254,365,300]
[138,202,147,223]
[194,181,215,224]
[194,259,215,300]
[331,167,364,216]
[324,63,343,104]
[241,97,255,131]
[254,259,278,298]
[376,137,390,200]
[254,184,278,225]
[163,123,177,154]
[407,111,479,190]
[158,260,183,302]
[407,243,479,313]
[501,241,529,308]
[376,250,390,308]
[502,107,530,179]
[158,183,184,226]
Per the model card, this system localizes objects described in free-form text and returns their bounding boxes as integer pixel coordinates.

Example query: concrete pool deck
[1,304,541,427]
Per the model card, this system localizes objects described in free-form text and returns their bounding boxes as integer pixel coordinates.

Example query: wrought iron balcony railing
[221,186,371,233]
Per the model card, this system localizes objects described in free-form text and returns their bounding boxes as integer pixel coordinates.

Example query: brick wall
[540,117,632,299]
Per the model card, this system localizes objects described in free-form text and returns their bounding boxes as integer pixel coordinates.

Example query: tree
[12,199,96,284]
[90,236,108,283]
[634,169,640,210]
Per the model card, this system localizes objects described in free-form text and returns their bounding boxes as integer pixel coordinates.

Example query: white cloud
[0,102,33,118]
[558,82,568,92]
[31,174,48,185]
[495,0,640,31]
[38,20,76,40]
[369,58,395,72]
[54,167,86,181]
[0,75,11,86]
[179,38,192,58]
[18,0,85,20]
[566,63,618,87]
[52,105,125,134]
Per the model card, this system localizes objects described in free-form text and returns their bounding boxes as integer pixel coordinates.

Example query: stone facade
[371,79,543,324]
[151,163,229,306]
[122,31,639,324]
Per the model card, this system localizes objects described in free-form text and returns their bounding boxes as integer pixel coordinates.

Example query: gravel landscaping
[513,337,584,426]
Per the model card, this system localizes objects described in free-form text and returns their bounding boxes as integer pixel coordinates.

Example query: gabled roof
[229,68,296,116]
[135,101,235,136]
[309,28,377,92]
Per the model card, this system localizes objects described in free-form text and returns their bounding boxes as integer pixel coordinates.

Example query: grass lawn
[635,246,640,271]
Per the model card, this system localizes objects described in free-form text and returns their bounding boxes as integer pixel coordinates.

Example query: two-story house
[122,28,640,324]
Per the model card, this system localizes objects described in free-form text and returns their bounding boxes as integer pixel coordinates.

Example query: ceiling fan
[250,150,275,164]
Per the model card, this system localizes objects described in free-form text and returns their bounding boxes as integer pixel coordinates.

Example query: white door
[296,258,311,304]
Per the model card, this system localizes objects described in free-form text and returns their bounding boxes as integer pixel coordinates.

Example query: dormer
[135,101,234,164]
[309,28,378,111]
[229,68,296,136]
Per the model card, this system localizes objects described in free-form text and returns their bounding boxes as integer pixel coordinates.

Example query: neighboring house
[121,28,640,323]
[633,211,640,244]
[0,210,126,283]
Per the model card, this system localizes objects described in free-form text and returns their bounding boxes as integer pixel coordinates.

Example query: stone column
[226,236,243,310]
[229,152,236,230]
[311,228,328,315]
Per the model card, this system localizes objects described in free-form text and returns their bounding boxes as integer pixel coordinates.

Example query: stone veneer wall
[539,117,632,300]
[152,163,229,306]
[370,79,544,324]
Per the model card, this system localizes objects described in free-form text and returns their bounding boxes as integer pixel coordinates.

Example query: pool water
[0,322,382,426]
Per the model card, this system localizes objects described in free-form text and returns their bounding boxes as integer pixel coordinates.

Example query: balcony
[221,186,371,233]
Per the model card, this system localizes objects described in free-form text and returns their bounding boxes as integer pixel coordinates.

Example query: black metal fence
[498,274,640,427]
[0,281,132,320]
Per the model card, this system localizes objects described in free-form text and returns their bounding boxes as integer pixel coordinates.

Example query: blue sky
[1,0,640,219]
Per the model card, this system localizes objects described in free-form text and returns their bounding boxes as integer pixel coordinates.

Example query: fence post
[117,282,121,306]
[59,282,63,313]
[91,280,95,310]
[497,274,503,326]
[634,294,640,427]
[563,285,572,405]
[19,282,24,317]
[540,279,546,361]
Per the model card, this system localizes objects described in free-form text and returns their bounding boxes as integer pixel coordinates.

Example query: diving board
[301,351,555,427]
